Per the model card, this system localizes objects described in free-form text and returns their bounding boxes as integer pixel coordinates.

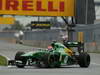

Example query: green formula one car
[13,42,90,68]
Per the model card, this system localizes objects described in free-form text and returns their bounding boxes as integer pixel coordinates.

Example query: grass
[0,55,7,66]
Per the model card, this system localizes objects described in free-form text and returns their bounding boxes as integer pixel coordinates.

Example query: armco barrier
[0,30,100,52]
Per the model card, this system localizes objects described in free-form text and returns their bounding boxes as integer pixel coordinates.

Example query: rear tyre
[78,53,90,68]
[15,51,26,68]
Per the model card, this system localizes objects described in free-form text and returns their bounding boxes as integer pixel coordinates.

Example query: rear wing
[64,42,84,53]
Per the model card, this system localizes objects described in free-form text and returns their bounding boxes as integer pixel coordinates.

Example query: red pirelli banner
[0,0,75,16]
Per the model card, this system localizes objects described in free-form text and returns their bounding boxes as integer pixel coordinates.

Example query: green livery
[13,42,90,68]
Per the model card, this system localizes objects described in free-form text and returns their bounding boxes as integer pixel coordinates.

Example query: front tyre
[15,51,26,68]
[15,51,25,60]
[16,61,25,68]
[78,53,90,68]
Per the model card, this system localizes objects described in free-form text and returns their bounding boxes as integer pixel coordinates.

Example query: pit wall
[0,38,100,53]
[0,29,65,47]
[0,30,100,53]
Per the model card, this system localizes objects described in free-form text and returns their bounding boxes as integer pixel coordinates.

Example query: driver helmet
[47,45,53,50]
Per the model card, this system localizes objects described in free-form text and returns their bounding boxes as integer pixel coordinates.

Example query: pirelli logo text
[0,0,75,16]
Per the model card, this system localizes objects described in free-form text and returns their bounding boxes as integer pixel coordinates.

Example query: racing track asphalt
[0,63,100,75]
[0,41,100,75]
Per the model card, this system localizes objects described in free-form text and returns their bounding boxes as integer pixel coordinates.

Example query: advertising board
[0,0,75,16]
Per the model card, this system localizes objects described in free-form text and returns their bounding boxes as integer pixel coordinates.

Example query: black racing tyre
[78,53,90,68]
[16,63,25,68]
[15,51,25,60]
[15,51,26,68]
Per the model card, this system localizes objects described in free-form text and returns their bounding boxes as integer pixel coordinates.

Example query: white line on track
[91,63,100,66]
